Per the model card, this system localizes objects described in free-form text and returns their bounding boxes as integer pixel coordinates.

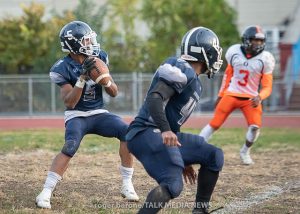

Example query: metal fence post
[51,82,56,114]
[28,77,33,116]
[132,72,138,112]
[138,72,143,108]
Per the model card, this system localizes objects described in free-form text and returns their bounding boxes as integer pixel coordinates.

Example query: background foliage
[0,0,239,74]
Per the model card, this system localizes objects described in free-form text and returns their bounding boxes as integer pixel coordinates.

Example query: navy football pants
[127,128,224,198]
[62,113,128,157]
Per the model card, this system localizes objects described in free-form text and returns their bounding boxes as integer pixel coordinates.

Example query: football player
[126,27,224,214]
[200,25,275,165]
[36,21,139,209]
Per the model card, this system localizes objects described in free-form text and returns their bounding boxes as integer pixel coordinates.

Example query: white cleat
[36,188,52,209]
[240,150,254,165]
[121,183,139,201]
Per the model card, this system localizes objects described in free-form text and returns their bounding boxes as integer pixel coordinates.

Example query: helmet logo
[212,38,219,46]
[66,30,73,39]
[254,32,264,39]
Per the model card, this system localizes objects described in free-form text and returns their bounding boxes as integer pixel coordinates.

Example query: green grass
[0,129,120,154]
[0,128,299,154]
[186,127,300,151]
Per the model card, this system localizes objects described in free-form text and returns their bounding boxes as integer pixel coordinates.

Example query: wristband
[75,78,86,88]
[104,80,112,88]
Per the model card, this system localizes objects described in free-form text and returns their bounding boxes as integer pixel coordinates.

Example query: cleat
[240,150,254,165]
[36,189,52,209]
[121,183,139,201]
[192,208,209,214]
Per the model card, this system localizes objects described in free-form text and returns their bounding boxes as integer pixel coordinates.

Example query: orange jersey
[218,44,275,100]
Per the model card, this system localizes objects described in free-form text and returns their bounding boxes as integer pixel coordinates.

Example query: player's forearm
[104,80,118,97]
[259,74,273,100]
[259,86,272,100]
[146,93,171,132]
[63,87,83,109]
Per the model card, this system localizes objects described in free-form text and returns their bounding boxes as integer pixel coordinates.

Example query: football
[88,58,111,86]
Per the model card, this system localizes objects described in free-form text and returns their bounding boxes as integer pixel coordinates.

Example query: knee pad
[246,125,260,143]
[118,123,129,142]
[212,148,224,171]
[61,140,80,157]
[164,178,183,199]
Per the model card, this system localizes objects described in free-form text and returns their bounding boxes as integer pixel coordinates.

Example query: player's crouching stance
[36,21,139,209]
[126,27,224,214]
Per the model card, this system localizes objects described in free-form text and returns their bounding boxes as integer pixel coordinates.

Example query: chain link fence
[0,73,295,116]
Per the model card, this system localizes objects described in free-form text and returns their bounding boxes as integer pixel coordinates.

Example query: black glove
[81,57,96,75]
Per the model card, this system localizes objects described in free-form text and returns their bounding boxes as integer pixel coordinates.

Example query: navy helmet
[241,25,266,55]
[181,26,223,78]
[59,21,100,56]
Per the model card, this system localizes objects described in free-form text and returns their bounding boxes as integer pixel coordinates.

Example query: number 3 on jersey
[238,69,249,86]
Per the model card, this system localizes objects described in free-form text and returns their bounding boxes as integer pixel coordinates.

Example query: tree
[32,11,75,73]
[0,0,239,74]
[72,0,107,43]
[140,0,240,71]
[0,3,47,73]
[101,0,146,73]
[0,3,74,74]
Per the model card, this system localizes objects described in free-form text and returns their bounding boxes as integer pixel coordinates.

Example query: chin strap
[206,70,215,79]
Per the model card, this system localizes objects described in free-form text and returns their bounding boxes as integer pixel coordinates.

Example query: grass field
[0,128,299,213]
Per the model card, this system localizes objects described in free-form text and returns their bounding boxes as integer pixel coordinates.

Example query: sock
[138,185,171,214]
[43,171,62,192]
[199,124,215,142]
[120,165,134,185]
[195,167,219,210]
[240,143,250,153]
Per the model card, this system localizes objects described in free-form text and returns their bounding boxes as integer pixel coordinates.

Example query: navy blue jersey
[49,50,109,111]
[127,57,202,139]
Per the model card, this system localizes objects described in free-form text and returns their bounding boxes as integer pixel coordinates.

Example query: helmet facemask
[78,31,100,56]
[203,41,223,78]
[180,27,223,79]
[243,38,265,55]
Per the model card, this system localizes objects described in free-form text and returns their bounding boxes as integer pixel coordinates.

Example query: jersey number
[238,70,249,86]
[178,97,197,125]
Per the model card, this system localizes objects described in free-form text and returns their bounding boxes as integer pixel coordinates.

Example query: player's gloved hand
[161,131,181,147]
[250,95,261,108]
[81,57,96,75]
[79,74,89,81]
[183,165,197,184]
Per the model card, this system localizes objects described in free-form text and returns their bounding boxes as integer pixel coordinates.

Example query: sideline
[215,180,300,214]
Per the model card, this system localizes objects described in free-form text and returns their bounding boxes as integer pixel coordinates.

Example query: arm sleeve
[146,80,176,132]
[259,73,273,100]
[218,64,233,97]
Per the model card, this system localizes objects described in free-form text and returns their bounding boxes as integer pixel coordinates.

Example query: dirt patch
[0,147,299,214]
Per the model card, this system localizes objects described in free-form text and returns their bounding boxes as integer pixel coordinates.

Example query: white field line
[214,180,300,214]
